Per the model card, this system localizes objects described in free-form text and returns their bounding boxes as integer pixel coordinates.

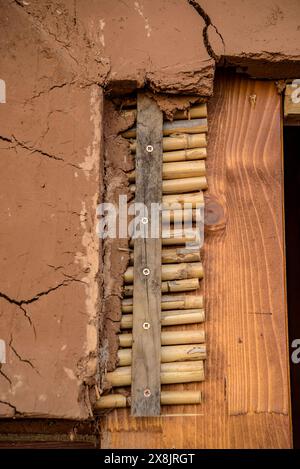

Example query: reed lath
[96,99,208,414]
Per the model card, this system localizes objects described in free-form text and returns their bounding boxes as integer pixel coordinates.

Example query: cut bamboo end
[130,133,207,153]
[94,390,202,409]
[118,344,206,366]
[120,308,205,329]
[130,176,208,194]
[123,262,203,286]
[106,361,204,387]
[128,160,206,182]
[123,278,200,297]
[122,293,203,313]
[163,147,207,162]
[129,247,200,265]
[123,118,208,138]
[119,329,205,347]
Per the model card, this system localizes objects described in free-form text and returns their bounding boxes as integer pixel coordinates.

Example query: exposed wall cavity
[99,99,135,384]
[98,92,208,394]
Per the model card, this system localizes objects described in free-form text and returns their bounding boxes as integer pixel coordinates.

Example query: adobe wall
[0,0,299,419]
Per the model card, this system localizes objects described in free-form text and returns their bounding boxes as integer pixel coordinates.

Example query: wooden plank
[131,93,163,416]
[102,74,291,447]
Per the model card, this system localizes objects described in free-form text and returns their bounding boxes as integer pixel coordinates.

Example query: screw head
[144,388,151,397]
[146,145,153,153]
[143,322,150,330]
[141,217,148,224]
[143,267,150,276]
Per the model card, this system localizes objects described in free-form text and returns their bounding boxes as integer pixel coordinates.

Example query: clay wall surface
[0,0,299,420]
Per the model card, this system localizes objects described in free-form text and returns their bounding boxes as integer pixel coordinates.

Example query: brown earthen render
[0,0,299,449]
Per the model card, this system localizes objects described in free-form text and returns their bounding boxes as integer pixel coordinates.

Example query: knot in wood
[204,194,227,232]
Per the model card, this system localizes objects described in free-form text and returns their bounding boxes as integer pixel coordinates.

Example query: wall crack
[187,0,225,62]
[0,366,12,386]
[9,336,40,375]
[0,399,20,416]
[0,134,81,170]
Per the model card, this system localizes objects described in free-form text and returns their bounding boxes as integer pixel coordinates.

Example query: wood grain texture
[131,94,163,416]
[101,74,291,448]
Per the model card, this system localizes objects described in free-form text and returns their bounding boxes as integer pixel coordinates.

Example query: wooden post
[131,94,163,416]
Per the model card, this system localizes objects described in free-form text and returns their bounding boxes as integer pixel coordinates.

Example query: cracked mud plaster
[1,0,300,421]
[9,0,214,97]
[5,0,300,100]
[193,0,300,78]
[187,0,225,63]
[0,38,102,419]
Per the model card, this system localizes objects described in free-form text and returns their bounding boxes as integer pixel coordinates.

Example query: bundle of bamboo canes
[96,100,208,411]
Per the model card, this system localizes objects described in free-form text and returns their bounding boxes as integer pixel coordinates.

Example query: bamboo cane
[118,344,206,366]
[162,309,205,325]
[160,262,204,281]
[120,103,207,120]
[123,118,208,138]
[123,278,200,297]
[130,176,208,194]
[161,390,202,405]
[130,133,206,153]
[106,361,204,387]
[163,177,208,193]
[174,104,207,120]
[161,229,200,245]
[162,209,202,224]
[161,118,207,136]
[119,329,205,347]
[162,360,204,372]
[131,191,204,210]
[123,262,203,286]
[162,147,207,162]
[128,161,206,182]
[161,278,200,292]
[161,294,203,309]
[95,394,127,409]
[122,294,203,313]
[120,309,205,329]
[129,247,200,265]
[94,390,202,409]
[129,229,200,247]
[162,191,204,208]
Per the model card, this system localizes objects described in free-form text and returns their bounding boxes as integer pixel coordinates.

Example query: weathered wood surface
[131,94,163,416]
[101,74,291,448]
